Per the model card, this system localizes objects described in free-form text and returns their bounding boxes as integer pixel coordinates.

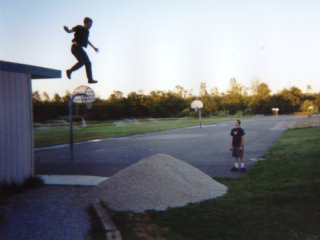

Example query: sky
[1,0,320,99]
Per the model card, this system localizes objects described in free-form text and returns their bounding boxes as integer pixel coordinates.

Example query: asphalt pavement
[35,115,303,178]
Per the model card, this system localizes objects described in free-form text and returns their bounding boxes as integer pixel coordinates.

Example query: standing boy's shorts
[232,146,244,158]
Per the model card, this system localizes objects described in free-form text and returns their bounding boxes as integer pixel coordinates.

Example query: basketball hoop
[69,85,95,162]
[190,100,204,128]
[72,85,95,110]
[191,100,203,111]
[72,85,95,105]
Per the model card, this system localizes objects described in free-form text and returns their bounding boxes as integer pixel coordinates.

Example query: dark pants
[70,44,93,81]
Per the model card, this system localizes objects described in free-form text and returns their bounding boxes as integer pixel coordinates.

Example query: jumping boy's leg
[73,46,97,83]
[82,55,98,83]
[66,45,85,79]
[67,45,97,83]
[68,61,84,79]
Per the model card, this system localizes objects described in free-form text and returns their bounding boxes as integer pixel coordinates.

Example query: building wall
[0,70,33,184]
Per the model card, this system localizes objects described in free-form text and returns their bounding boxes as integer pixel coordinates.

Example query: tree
[199,82,208,96]
[315,93,320,107]
[198,82,216,115]
[108,90,124,102]
[32,91,42,103]
[222,78,247,114]
[174,85,188,99]
[306,85,313,95]
[228,78,245,96]
[278,87,303,113]
[256,83,271,99]
[127,91,148,117]
[200,95,217,115]
[250,77,261,95]
[62,90,71,103]
[249,82,271,114]
[52,93,62,103]
[210,87,219,96]
[42,91,50,102]
[300,100,314,113]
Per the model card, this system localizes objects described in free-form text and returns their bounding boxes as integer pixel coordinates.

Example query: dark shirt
[72,25,89,47]
[230,127,245,147]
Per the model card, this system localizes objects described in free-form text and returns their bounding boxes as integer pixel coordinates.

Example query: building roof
[0,60,61,79]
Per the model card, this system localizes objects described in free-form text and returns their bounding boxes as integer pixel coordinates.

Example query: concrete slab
[38,175,108,186]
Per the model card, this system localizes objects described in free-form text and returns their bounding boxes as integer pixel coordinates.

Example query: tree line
[32,78,320,122]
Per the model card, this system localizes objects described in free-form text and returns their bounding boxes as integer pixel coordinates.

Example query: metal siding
[0,71,33,184]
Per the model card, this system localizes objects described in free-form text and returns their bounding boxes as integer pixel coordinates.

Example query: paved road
[35,115,303,178]
[0,186,91,240]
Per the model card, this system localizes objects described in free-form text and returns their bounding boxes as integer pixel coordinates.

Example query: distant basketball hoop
[271,107,279,116]
[191,100,204,127]
[69,85,95,162]
[191,100,203,111]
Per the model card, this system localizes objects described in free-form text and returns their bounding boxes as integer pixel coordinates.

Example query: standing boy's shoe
[230,167,239,172]
[88,79,98,84]
[66,70,72,79]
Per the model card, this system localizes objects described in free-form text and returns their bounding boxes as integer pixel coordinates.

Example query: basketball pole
[69,93,86,162]
[191,100,203,128]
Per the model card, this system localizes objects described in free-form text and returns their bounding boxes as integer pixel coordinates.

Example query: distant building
[0,61,61,184]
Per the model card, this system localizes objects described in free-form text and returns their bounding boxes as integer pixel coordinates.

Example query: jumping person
[230,119,246,172]
[64,17,98,84]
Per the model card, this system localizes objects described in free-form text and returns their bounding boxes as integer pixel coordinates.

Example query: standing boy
[230,119,246,172]
[64,17,98,84]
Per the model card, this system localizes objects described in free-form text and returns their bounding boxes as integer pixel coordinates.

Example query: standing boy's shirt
[230,127,245,147]
[72,25,89,47]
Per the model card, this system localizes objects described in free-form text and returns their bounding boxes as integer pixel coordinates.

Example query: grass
[34,117,237,148]
[107,127,320,240]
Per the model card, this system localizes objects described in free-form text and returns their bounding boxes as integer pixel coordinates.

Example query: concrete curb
[92,200,123,240]
[38,175,108,186]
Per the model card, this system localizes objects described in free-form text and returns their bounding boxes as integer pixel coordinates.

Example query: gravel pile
[90,154,228,212]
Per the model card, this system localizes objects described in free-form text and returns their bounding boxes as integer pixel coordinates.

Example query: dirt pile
[90,154,228,212]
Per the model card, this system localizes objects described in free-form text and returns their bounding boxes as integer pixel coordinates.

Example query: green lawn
[34,117,236,148]
[109,127,320,240]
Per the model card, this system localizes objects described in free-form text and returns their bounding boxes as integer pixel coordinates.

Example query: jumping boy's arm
[63,26,74,33]
[88,41,99,52]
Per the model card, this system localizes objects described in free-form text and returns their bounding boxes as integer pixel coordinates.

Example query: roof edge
[0,60,61,79]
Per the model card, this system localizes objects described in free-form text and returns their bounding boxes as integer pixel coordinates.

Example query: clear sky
[1,0,320,98]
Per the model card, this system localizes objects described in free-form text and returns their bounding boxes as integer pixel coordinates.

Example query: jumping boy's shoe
[66,70,72,79]
[88,79,98,84]
[240,167,247,172]
[230,167,239,172]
